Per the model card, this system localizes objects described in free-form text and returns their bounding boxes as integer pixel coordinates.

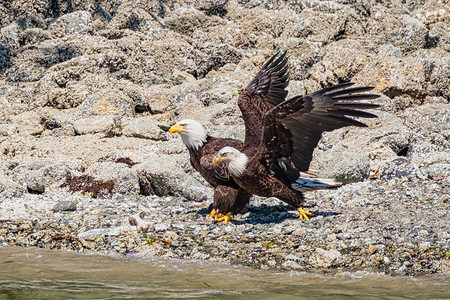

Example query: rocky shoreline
[1,173,449,276]
[0,0,449,276]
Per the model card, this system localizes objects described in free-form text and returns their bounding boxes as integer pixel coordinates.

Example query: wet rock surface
[0,0,449,276]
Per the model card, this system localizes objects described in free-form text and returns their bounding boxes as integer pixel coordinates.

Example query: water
[0,247,448,299]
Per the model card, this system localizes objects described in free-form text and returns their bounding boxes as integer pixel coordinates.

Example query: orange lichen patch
[310,72,321,82]
[338,66,347,75]
[362,59,425,92]
[94,98,119,114]
[153,112,172,122]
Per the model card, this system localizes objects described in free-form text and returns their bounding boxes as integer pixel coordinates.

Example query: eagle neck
[228,151,249,178]
[181,129,208,151]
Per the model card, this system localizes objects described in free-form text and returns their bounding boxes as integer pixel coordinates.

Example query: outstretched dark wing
[244,51,289,106]
[238,51,290,147]
[263,83,380,172]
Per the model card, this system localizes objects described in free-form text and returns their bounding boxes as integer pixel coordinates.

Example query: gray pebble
[53,201,77,212]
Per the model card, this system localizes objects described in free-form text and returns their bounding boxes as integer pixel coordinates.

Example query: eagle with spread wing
[170,51,357,223]
[213,83,380,222]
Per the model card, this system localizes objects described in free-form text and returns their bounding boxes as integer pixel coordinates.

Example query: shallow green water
[0,247,448,299]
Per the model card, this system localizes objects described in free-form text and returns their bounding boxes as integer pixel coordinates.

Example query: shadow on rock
[199,203,340,225]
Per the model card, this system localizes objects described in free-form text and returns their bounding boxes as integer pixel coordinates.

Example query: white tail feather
[291,176,342,192]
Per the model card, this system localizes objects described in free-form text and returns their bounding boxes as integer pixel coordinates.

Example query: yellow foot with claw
[298,208,312,221]
[215,212,232,224]
[207,208,218,218]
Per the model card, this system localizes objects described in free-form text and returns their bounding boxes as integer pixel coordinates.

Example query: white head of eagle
[214,146,249,178]
[169,119,207,150]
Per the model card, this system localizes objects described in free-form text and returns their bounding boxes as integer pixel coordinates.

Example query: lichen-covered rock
[83,162,140,196]
[8,158,84,196]
[0,124,19,136]
[136,154,210,202]
[73,116,118,136]
[49,11,93,37]
[309,39,373,85]
[121,116,167,141]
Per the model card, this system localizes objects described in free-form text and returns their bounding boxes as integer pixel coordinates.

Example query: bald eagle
[170,119,252,217]
[170,51,362,223]
[213,83,380,222]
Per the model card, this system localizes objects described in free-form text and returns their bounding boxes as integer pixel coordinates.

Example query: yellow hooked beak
[212,155,227,166]
[169,124,185,134]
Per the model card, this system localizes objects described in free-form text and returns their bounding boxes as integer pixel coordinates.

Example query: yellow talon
[298,208,312,221]
[215,212,232,224]
[206,208,217,218]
